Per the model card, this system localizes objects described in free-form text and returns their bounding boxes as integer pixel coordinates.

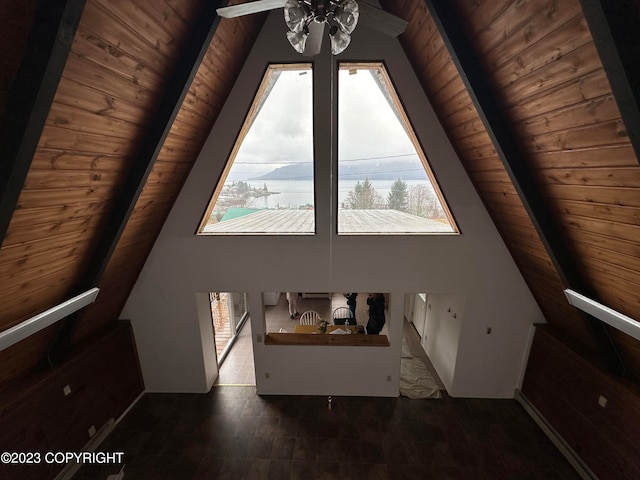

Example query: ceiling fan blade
[357,2,408,37]
[303,21,325,57]
[217,0,287,18]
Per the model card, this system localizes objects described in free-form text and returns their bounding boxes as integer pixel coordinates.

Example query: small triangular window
[337,63,457,234]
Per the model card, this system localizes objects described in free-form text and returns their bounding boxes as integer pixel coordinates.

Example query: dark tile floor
[75,387,582,479]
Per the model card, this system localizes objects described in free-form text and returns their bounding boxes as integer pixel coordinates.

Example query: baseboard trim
[53,418,115,480]
[515,389,598,480]
[53,390,145,480]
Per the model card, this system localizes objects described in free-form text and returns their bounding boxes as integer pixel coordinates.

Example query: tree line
[345,177,446,219]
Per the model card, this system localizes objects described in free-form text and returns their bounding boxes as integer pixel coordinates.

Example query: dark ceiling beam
[48,0,225,364]
[580,0,640,166]
[424,0,625,375]
[0,0,86,247]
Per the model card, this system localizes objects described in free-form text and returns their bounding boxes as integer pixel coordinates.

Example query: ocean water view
[236,179,434,210]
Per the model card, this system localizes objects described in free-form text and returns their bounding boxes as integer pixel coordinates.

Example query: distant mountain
[250,163,311,181]
[249,159,428,181]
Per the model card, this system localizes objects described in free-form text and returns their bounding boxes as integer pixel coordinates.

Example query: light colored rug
[400,337,441,399]
[401,337,413,358]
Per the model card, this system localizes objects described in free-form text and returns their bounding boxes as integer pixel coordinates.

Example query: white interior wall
[122,9,544,397]
[423,294,464,394]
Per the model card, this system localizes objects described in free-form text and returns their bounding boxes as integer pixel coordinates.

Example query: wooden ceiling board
[7,197,111,228]
[488,11,587,75]
[472,0,570,58]
[561,220,640,256]
[1,272,81,330]
[455,130,497,154]
[382,0,607,370]
[553,199,640,226]
[451,0,510,38]
[0,0,209,386]
[3,214,104,249]
[497,42,603,104]
[468,0,638,348]
[72,28,167,94]
[60,57,156,116]
[536,167,640,188]
[522,119,628,153]
[436,87,474,118]
[490,16,593,91]
[76,3,175,81]
[508,69,612,118]
[542,183,640,208]
[441,0,640,380]
[529,144,638,168]
[131,0,191,36]
[583,256,640,295]
[516,94,620,136]
[95,0,184,58]
[73,9,268,345]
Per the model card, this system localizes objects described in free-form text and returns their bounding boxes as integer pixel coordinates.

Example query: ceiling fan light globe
[329,28,351,55]
[334,0,359,34]
[287,29,308,53]
[284,0,309,32]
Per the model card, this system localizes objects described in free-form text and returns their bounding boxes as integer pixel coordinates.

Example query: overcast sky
[226,66,421,180]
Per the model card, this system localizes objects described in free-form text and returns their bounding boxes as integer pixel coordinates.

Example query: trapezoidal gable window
[198,64,315,235]
[337,63,458,235]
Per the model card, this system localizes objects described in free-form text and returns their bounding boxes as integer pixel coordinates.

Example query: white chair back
[299,310,320,325]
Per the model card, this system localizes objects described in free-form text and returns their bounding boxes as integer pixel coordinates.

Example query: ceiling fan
[217,0,408,56]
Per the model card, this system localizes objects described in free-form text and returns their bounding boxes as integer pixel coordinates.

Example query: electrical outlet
[598,395,607,408]
[63,384,71,396]
[88,425,96,437]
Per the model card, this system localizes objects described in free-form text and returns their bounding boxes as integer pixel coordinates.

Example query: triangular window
[337,63,457,234]
[198,64,314,235]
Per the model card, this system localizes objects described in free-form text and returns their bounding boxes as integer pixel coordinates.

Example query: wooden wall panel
[0,322,143,480]
[522,327,640,480]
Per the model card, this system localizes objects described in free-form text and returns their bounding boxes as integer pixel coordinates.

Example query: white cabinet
[412,293,427,338]
[263,292,281,306]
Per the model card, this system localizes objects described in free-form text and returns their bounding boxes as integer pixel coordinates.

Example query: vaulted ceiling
[1,0,639,422]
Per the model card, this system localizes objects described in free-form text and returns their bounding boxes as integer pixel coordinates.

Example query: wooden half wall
[0,321,143,480]
[522,326,640,480]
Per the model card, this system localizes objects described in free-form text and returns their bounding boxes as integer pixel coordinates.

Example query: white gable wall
[122,9,543,397]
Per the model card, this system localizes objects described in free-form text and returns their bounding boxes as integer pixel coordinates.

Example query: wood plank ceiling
[380,0,640,379]
[0,0,266,386]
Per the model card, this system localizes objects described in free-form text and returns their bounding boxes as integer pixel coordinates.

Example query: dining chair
[332,307,354,325]
[299,310,320,325]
